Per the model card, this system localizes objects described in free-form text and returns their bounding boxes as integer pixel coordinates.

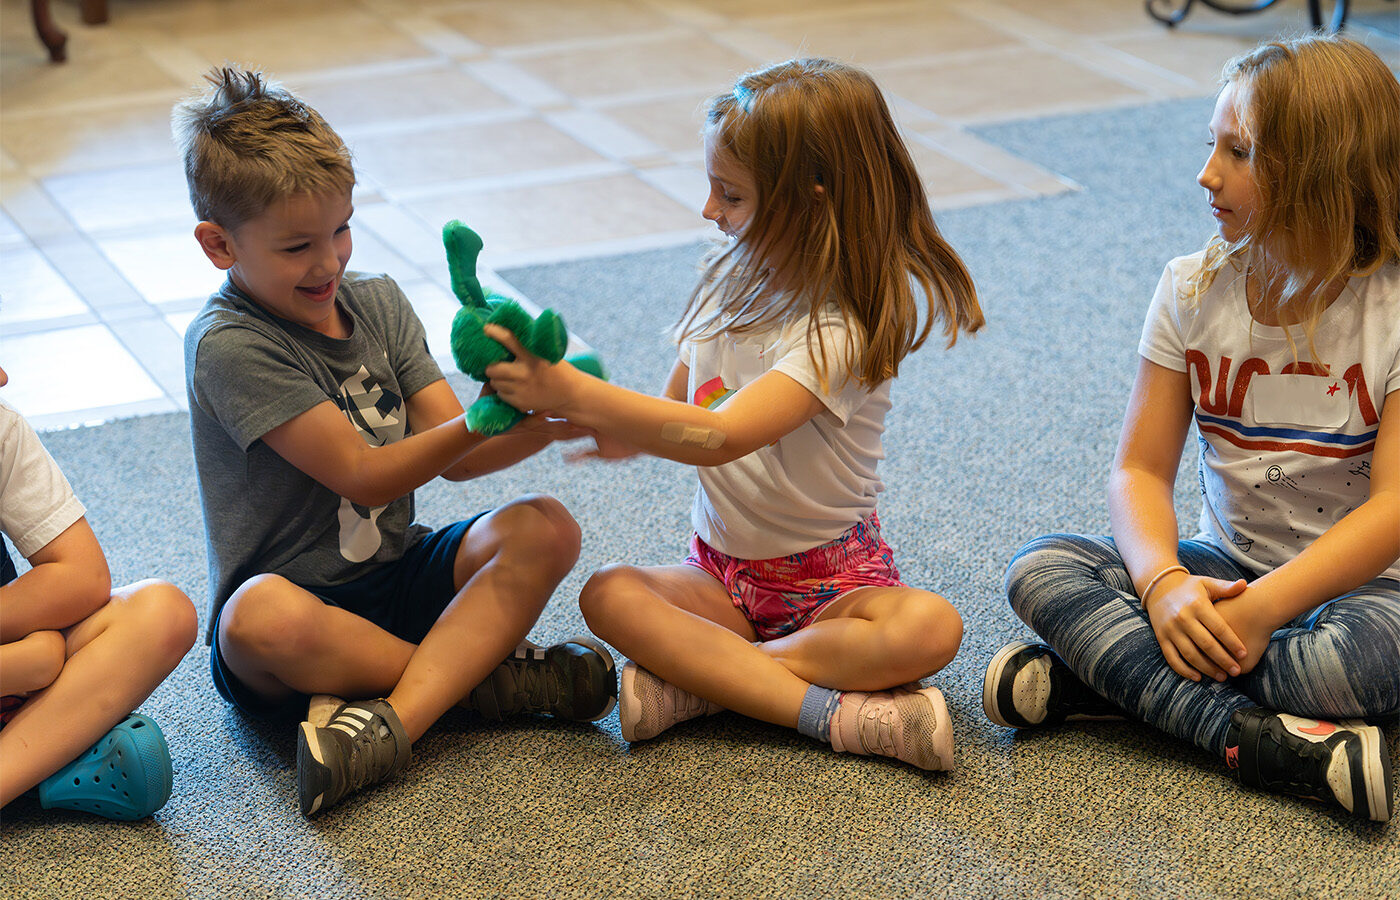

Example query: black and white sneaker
[297,699,411,817]
[467,637,617,722]
[1226,708,1394,822]
[982,640,1124,729]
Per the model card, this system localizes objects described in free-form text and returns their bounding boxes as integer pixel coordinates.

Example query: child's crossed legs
[580,544,962,770]
[215,495,580,741]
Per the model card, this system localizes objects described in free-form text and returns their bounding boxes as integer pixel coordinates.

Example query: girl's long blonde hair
[1189,35,1400,357]
[678,58,982,389]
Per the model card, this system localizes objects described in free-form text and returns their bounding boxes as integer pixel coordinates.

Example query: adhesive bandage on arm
[660,422,725,450]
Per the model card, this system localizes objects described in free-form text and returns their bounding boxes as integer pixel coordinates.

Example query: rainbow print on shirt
[694,376,735,410]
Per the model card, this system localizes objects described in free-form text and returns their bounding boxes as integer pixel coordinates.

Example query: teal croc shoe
[37,713,173,820]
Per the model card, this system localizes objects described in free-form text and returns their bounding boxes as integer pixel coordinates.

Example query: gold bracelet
[1140,564,1188,606]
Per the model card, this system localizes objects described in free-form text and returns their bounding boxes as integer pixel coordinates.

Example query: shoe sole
[567,635,618,722]
[982,640,1038,728]
[618,662,643,742]
[296,722,331,817]
[916,686,955,772]
[1343,719,1394,822]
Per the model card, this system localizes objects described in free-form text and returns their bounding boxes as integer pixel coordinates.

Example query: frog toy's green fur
[444,220,605,434]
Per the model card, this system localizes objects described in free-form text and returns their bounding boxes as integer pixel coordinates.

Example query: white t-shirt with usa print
[1140,252,1400,580]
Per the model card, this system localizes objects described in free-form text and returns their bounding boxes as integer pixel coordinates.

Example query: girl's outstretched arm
[1214,388,1400,672]
[563,358,689,462]
[483,326,824,466]
[404,378,579,480]
[1108,357,1248,683]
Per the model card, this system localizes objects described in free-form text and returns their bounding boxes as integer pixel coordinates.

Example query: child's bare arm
[259,392,487,509]
[0,630,66,696]
[565,357,689,463]
[0,519,110,643]
[484,328,824,466]
[403,379,567,481]
[1108,357,1247,682]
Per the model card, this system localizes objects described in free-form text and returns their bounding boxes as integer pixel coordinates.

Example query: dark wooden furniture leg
[31,0,68,62]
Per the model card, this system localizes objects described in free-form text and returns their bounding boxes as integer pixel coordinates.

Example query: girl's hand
[1212,588,1279,675]
[482,325,577,416]
[1143,572,1248,682]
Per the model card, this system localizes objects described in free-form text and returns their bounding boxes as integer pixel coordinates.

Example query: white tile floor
[1,0,1396,430]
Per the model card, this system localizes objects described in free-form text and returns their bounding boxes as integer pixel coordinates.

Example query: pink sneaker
[829,685,954,771]
[619,661,723,742]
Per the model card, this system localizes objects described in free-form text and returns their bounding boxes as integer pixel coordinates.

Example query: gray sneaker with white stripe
[467,637,617,722]
[297,698,411,817]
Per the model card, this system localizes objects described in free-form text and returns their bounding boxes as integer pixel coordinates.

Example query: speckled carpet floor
[3,96,1397,899]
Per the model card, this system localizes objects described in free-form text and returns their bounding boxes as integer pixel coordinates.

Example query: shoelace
[1280,734,1341,800]
[505,656,560,709]
[856,699,899,756]
[330,711,390,791]
[667,681,713,720]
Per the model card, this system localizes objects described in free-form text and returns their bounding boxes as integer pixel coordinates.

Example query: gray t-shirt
[186,272,444,642]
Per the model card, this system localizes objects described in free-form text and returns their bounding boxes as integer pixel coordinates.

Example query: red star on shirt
[1326,382,1340,396]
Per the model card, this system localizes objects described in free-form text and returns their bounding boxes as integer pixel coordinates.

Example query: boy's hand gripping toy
[444,220,605,435]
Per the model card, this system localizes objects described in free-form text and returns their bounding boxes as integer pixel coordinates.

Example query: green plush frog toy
[443,220,605,435]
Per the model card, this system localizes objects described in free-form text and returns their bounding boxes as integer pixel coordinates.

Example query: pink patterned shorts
[685,512,904,641]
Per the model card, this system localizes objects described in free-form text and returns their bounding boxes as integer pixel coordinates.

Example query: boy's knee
[221,576,317,661]
[494,494,581,569]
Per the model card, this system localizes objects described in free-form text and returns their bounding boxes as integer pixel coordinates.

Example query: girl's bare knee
[886,598,963,678]
[29,630,68,689]
[579,565,649,640]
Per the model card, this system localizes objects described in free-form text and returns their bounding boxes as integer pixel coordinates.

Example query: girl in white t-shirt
[488,57,982,770]
[987,35,1400,821]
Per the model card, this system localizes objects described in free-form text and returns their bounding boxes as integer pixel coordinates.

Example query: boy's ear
[193,221,237,270]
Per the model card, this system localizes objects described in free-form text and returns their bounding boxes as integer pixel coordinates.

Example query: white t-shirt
[1139,253,1400,580]
[0,398,86,560]
[682,304,890,560]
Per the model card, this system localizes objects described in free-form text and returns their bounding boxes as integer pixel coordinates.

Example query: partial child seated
[0,366,197,820]
[986,35,1399,822]
[488,58,982,770]
[172,67,616,817]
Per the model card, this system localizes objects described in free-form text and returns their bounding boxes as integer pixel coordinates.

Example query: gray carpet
[4,96,1397,899]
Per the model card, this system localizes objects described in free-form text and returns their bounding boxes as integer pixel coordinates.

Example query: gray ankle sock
[797,686,843,742]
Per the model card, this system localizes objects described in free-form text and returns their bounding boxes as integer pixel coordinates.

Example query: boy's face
[197,191,353,337]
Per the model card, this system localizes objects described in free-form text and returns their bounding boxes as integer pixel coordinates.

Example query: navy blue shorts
[210,515,484,720]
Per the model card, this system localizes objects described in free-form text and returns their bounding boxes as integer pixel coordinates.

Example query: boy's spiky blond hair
[172,67,355,230]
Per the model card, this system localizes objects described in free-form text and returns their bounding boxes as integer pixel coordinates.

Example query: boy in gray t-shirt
[174,67,616,817]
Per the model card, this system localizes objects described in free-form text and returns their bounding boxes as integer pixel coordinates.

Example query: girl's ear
[194,221,237,270]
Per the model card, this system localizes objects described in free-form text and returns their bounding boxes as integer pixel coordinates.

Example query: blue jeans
[1004,534,1400,757]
